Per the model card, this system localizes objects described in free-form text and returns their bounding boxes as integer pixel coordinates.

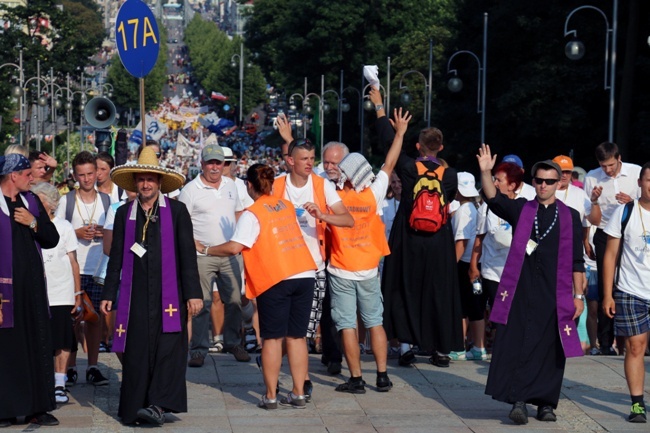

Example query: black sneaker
[536,405,556,422]
[86,367,109,386]
[398,350,416,366]
[376,375,393,392]
[429,353,451,368]
[66,368,78,386]
[228,344,251,362]
[335,379,366,394]
[27,413,59,426]
[99,342,110,353]
[629,402,647,423]
[509,401,528,425]
[136,405,165,425]
[327,361,342,375]
[304,380,313,402]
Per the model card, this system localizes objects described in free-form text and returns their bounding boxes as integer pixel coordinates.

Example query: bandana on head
[0,154,31,176]
[337,152,375,192]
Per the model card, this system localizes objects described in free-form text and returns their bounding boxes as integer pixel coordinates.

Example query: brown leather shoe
[188,352,205,367]
[229,344,251,362]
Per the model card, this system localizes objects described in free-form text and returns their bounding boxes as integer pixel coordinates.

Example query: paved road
[6,351,649,432]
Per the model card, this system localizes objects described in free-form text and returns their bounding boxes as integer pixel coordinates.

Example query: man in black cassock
[477,144,585,425]
[0,154,60,427]
[101,147,202,426]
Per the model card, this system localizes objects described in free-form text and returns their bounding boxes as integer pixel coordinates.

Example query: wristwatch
[29,218,37,230]
[374,104,384,111]
[573,294,585,301]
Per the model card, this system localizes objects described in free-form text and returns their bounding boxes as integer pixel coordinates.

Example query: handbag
[80,291,100,324]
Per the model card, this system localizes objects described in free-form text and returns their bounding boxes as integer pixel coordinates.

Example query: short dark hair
[640,162,650,181]
[418,127,443,153]
[28,150,46,163]
[72,151,97,171]
[96,152,115,170]
[288,138,315,156]
[595,142,620,162]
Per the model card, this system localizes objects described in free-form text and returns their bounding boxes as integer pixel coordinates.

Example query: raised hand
[477,143,497,173]
[389,108,411,136]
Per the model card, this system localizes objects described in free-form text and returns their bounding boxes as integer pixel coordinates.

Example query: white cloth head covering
[337,152,375,192]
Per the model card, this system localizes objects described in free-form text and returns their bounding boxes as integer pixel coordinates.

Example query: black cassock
[0,194,59,419]
[376,116,464,354]
[484,193,584,408]
[103,198,200,424]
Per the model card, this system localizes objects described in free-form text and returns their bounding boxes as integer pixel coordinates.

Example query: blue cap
[502,154,523,169]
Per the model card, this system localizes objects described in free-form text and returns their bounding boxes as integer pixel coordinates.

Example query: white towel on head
[337,152,375,192]
[363,65,380,89]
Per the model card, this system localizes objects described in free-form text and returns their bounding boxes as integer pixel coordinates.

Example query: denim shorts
[614,290,650,337]
[328,274,383,331]
[585,266,599,301]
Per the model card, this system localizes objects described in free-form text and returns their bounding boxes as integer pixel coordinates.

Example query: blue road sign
[115,0,160,78]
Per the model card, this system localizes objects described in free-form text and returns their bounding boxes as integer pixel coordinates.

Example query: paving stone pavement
[5,352,649,432]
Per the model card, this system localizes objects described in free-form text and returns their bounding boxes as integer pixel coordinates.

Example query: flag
[211,91,228,101]
[176,133,191,157]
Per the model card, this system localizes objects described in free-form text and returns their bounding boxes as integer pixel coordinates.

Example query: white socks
[55,372,66,388]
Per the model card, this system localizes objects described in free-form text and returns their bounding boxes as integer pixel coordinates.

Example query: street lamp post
[231,43,244,126]
[563,1,617,143]
[0,47,24,146]
[393,40,434,127]
[446,12,488,145]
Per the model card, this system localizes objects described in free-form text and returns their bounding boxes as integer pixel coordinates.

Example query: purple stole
[112,196,182,353]
[0,193,41,329]
[490,200,583,358]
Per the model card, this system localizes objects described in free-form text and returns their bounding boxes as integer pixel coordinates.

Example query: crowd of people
[2,86,650,428]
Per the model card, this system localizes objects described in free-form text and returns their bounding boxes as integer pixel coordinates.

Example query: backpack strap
[98,191,110,217]
[65,189,76,222]
[615,201,635,287]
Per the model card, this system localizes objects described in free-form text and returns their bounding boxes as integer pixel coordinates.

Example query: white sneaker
[55,386,69,404]
[208,339,224,353]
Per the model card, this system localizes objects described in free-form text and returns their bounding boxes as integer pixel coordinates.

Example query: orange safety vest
[272,173,328,261]
[329,187,390,271]
[243,195,317,299]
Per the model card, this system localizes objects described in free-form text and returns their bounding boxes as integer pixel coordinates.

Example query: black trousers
[594,228,614,349]
[320,284,342,363]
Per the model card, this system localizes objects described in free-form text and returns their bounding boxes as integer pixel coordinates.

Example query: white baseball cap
[457,172,479,198]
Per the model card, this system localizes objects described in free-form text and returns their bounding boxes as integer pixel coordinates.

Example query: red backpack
[408,161,449,232]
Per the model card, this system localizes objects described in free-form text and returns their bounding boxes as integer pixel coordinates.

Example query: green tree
[185,16,266,116]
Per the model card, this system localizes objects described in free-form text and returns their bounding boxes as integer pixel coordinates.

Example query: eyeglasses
[533,177,559,186]
[287,138,314,156]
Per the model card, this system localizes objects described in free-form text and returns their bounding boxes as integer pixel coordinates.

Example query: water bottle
[472,278,482,295]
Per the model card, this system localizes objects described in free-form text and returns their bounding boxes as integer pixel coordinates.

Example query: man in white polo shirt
[179,144,250,365]
[584,141,641,356]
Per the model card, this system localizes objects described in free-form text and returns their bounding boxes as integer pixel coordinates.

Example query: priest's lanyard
[534,205,558,243]
[138,200,159,244]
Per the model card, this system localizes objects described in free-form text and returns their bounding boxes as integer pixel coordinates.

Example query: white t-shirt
[516,182,536,200]
[555,184,592,227]
[281,174,342,271]
[604,200,650,299]
[234,177,254,209]
[179,175,243,248]
[42,217,78,306]
[230,210,315,281]
[55,192,107,275]
[452,201,478,263]
[584,162,641,229]
[103,200,125,231]
[477,202,512,282]
[327,170,389,280]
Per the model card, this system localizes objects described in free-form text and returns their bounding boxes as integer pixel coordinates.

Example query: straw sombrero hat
[110,147,185,194]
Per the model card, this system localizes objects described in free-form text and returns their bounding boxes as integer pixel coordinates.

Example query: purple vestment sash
[490,200,582,358]
[112,196,182,353]
[0,193,41,329]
